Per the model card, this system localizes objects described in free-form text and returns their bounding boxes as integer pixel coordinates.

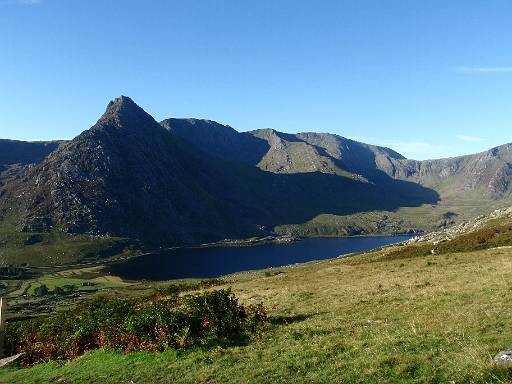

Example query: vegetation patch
[0,221,141,267]
[0,265,34,279]
[374,223,512,263]
[4,288,267,367]
[149,279,226,298]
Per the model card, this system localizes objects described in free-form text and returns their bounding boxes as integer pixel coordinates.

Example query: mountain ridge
[162,115,512,199]
[1,96,511,255]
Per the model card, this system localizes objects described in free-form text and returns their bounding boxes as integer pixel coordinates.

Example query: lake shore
[26,231,422,272]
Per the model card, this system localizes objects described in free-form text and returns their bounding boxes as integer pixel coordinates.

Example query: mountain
[159,113,512,235]
[0,96,511,254]
[160,118,268,165]
[0,97,276,244]
[390,144,512,199]
[165,116,512,203]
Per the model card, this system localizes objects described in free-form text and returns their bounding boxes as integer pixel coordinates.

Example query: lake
[106,235,412,280]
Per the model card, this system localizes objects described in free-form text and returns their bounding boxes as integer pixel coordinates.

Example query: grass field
[2,235,512,383]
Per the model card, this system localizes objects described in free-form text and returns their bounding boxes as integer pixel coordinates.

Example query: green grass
[372,219,512,263]
[275,210,418,237]
[3,235,512,382]
[0,221,140,267]
[275,196,512,239]
[1,268,140,321]
[1,266,229,322]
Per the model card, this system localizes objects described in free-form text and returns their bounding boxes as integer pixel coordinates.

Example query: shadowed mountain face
[160,118,269,165]
[0,96,510,246]
[164,118,512,200]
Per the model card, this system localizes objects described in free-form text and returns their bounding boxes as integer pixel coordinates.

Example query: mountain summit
[97,96,157,130]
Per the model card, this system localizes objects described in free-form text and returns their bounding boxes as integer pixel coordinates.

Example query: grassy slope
[275,196,512,238]
[3,238,512,383]
[274,210,418,237]
[0,221,139,267]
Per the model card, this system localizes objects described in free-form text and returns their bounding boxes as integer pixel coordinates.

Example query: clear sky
[0,0,510,160]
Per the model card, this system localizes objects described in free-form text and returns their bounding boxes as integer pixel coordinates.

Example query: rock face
[0,95,511,247]
[406,206,512,245]
[391,145,512,199]
[160,118,268,165]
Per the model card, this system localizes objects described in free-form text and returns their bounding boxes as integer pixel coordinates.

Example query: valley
[0,96,511,269]
[2,208,512,383]
[2,3,511,383]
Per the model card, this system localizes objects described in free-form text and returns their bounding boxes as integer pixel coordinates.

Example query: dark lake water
[106,235,412,280]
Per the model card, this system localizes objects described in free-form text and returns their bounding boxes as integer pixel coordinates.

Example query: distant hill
[164,115,512,231]
[163,117,512,201]
[391,145,512,199]
[0,139,61,173]
[0,96,511,251]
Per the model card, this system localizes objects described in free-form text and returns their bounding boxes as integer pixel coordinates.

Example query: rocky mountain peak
[104,95,141,115]
[96,95,158,131]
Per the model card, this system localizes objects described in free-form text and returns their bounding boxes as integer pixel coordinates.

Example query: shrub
[151,279,225,299]
[33,284,49,296]
[5,289,267,366]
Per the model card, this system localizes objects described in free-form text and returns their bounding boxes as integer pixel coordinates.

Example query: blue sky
[0,0,510,160]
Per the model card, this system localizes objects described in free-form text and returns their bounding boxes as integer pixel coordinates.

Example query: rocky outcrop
[407,206,512,245]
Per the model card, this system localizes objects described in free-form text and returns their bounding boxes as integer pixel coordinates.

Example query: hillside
[392,145,512,200]
[0,96,511,266]
[163,117,512,203]
[3,208,512,383]
[164,115,512,236]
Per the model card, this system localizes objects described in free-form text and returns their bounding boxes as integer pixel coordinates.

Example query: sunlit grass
[3,239,512,383]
